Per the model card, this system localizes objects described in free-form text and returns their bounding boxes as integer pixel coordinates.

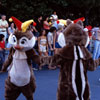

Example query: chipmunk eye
[21,39,27,44]
[13,37,16,42]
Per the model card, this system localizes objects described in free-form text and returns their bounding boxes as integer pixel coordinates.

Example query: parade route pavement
[0,68,100,100]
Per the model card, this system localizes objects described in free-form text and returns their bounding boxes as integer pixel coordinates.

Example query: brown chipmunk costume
[2,17,39,100]
[41,20,100,100]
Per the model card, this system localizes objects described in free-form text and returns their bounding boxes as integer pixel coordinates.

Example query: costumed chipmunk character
[1,16,40,100]
[41,20,100,100]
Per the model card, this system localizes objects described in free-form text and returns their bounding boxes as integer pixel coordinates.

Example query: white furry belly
[9,59,31,86]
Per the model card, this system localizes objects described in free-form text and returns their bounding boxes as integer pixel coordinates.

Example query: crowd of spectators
[0,12,100,71]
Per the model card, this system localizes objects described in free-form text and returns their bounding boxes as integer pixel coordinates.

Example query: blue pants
[48,44,54,56]
[55,42,61,48]
[0,50,5,70]
[32,49,39,69]
[93,40,100,59]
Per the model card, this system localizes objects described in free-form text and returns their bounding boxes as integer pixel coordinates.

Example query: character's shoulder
[58,45,92,60]
[58,46,74,59]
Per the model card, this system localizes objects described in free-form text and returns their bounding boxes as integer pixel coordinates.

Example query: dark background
[0,0,100,27]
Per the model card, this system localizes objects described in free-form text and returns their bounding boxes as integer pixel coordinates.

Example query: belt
[0,30,6,32]
[96,39,100,41]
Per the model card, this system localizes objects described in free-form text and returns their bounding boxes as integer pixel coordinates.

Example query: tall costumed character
[41,19,100,100]
[1,16,40,100]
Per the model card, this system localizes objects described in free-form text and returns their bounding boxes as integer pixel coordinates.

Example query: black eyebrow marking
[22,39,27,41]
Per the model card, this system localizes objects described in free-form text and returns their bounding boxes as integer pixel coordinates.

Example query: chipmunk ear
[76,20,83,27]
[66,19,73,26]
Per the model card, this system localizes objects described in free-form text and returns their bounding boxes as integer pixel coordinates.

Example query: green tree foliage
[66,0,100,26]
[0,0,100,26]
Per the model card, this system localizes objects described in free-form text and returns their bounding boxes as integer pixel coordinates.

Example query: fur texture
[2,30,40,100]
[41,21,100,100]
[64,20,87,46]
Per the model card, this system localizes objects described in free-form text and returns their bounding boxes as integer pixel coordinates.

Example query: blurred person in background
[8,22,15,35]
[51,11,59,30]
[54,23,64,54]
[92,26,100,59]
[0,15,8,41]
[6,23,15,54]
[38,29,48,70]
[51,11,58,21]
[47,27,57,69]
[35,15,43,37]
[43,15,51,34]
[38,29,48,56]
[0,34,6,71]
